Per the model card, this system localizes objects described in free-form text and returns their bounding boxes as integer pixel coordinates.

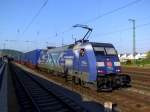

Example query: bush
[146,51,150,59]
[126,60,132,65]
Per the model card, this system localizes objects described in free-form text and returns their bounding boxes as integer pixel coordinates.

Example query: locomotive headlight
[116,69,121,72]
[97,70,105,74]
[114,62,120,66]
[97,62,105,67]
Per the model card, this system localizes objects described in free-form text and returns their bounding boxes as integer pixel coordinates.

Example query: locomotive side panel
[72,44,89,82]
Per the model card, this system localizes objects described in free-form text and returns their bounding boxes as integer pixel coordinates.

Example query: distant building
[140,53,147,59]
[118,53,147,62]
[127,54,134,60]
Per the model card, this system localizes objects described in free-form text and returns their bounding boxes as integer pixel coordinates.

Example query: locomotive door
[73,48,87,75]
[73,49,80,75]
[78,48,86,77]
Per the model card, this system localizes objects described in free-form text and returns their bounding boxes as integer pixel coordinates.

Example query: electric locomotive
[38,25,131,90]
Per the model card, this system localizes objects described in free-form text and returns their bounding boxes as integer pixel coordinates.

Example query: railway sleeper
[39,104,63,109]
[38,101,60,107]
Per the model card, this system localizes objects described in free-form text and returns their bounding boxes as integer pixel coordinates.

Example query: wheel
[97,77,112,92]
[80,80,86,87]
[64,67,68,74]
[74,77,80,85]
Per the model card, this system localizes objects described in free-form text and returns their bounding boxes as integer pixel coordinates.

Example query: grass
[121,59,150,68]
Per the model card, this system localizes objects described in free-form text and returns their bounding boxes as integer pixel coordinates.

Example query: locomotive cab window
[105,47,117,55]
[93,47,117,56]
[93,47,106,56]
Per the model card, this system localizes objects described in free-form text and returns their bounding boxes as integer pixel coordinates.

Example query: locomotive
[17,25,131,90]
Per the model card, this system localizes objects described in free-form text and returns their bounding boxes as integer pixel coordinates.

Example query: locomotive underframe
[96,74,131,90]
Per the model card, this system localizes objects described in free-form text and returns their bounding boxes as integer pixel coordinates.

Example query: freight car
[18,49,42,68]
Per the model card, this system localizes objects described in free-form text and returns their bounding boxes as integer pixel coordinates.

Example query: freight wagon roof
[25,49,42,54]
[48,44,74,52]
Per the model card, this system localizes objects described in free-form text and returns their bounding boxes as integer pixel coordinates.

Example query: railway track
[31,72,149,112]
[123,71,150,79]
[38,71,150,112]
[52,78,150,112]
[122,66,150,73]
[72,82,150,112]
[0,62,5,90]
[122,68,150,88]
[122,66,150,77]
[122,71,150,93]
[10,64,88,112]
[14,63,150,112]
[132,80,150,88]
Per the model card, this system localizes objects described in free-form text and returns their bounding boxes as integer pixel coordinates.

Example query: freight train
[15,25,131,90]
[15,41,131,90]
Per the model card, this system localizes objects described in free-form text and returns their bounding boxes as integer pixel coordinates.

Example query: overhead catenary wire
[20,0,144,46]
[136,22,150,28]
[84,0,143,24]
[91,21,150,53]
[22,0,48,35]
[93,21,150,37]
[48,0,143,39]
[48,27,74,38]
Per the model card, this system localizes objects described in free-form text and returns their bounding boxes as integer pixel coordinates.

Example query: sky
[0,0,150,53]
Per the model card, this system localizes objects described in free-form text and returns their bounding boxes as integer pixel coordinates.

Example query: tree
[146,51,150,59]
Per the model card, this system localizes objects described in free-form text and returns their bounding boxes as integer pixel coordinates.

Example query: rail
[0,62,6,90]
[10,64,88,112]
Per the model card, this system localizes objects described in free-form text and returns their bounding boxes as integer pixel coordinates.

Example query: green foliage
[126,60,132,65]
[121,59,135,65]
[122,58,150,67]
[136,58,150,65]
[0,49,23,58]
[146,51,150,59]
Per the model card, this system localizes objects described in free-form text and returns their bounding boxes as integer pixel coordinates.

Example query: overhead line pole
[129,19,136,63]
